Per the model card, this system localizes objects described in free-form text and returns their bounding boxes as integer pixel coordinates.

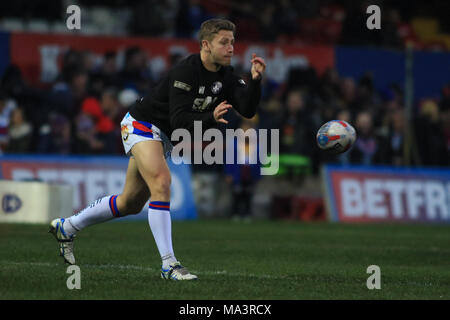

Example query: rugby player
[49,18,266,280]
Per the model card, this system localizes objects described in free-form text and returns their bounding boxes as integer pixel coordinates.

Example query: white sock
[147,201,177,269]
[64,195,120,236]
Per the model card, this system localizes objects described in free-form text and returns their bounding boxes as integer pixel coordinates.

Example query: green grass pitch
[1,220,449,299]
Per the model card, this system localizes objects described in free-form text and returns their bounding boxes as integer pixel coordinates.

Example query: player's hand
[250,53,266,80]
[213,101,232,124]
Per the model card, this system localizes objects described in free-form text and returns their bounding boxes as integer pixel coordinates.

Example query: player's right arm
[169,66,224,131]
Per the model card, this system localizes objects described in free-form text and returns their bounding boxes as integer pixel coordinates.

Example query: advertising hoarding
[0,155,197,220]
[323,164,450,224]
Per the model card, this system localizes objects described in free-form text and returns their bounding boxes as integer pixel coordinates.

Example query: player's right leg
[49,157,150,264]
[131,140,197,280]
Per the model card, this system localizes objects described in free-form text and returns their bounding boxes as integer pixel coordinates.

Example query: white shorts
[120,112,173,159]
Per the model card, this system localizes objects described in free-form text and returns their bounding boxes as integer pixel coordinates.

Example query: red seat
[291,196,326,221]
[270,195,326,221]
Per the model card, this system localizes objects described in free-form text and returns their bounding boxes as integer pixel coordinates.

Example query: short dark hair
[199,18,235,48]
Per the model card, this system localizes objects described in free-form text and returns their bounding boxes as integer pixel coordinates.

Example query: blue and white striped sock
[147,201,177,269]
[65,195,120,236]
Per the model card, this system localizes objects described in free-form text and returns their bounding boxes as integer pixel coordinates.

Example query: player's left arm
[229,53,266,119]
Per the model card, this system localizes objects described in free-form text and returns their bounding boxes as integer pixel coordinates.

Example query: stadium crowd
[0,0,449,175]
[0,45,448,174]
[2,0,450,49]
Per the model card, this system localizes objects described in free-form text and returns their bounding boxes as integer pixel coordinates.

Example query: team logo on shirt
[121,125,129,141]
[193,96,218,111]
[211,81,222,94]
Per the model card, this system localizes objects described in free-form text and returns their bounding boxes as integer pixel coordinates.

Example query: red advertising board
[10,31,334,85]
[323,165,450,224]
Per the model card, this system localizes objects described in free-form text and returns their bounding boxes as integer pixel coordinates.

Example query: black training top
[129,53,261,137]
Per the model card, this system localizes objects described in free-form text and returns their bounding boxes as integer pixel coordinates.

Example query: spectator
[98,51,121,88]
[285,66,318,94]
[258,95,283,130]
[75,95,117,154]
[336,108,353,165]
[101,88,122,125]
[280,89,318,157]
[380,8,402,49]
[317,67,341,109]
[0,91,17,153]
[336,109,353,125]
[258,3,278,42]
[443,108,450,158]
[415,99,448,166]
[185,0,212,37]
[37,113,72,154]
[1,65,28,100]
[441,86,450,157]
[7,107,33,153]
[225,117,261,222]
[440,84,450,112]
[131,0,177,37]
[377,109,405,166]
[339,77,357,109]
[50,68,88,117]
[119,46,153,94]
[350,111,378,165]
[74,111,104,154]
[355,73,378,109]
[275,0,300,38]
[99,89,122,153]
[175,0,196,38]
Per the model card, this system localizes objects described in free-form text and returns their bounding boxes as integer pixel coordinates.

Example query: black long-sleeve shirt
[129,53,261,137]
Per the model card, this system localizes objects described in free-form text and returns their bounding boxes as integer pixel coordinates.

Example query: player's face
[209,30,234,66]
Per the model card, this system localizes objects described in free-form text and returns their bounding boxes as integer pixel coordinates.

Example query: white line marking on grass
[1,261,280,280]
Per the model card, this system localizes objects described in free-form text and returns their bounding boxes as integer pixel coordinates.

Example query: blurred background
[0,0,449,223]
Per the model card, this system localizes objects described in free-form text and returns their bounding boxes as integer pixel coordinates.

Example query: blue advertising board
[335,46,450,101]
[0,155,197,221]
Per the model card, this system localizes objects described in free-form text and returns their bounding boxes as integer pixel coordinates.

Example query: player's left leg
[49,157,150,264]
[67,156,150,230]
